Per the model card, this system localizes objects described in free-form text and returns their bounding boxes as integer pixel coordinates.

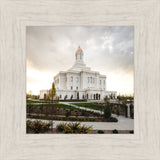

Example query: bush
[104,102,111,119]
[27,114,96,122]
[112,129,118,134]
[130,130,134,134]
[27,120,51,133]
[56,122,92,134]
[65,110,71,117]
[97,130,104,134]
[106,117,118,122]
[56,123,67,132]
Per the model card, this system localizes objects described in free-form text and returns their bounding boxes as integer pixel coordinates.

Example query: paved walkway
[59,102,103,114]
[28,116,133,130]
[28,102,134,130]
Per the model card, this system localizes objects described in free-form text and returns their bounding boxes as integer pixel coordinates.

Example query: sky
[26,26,134,95]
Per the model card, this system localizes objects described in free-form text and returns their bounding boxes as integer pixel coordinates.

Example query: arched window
[96,93,98,100]
[77,92,79,100]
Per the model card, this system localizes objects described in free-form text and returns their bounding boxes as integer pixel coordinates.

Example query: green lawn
[72,103,104,110]
[27,100,45,104]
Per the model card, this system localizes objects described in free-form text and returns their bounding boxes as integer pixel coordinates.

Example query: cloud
[26,26,134,95]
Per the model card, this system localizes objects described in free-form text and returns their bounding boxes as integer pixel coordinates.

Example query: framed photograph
[26,26,134,134]
[0,0,160,159]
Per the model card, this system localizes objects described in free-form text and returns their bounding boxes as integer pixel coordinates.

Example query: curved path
[59,102,134,130]
[28,102,134,130]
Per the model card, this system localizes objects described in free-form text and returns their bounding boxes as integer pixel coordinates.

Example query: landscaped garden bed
[26,120,132,134]
[27,103,102,117]
[27,103,118,122]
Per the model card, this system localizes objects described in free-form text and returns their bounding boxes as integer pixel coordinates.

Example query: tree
[49,82,56,102]
[29,90,32,96]
[104,95,110,103]
[104,101,111,119]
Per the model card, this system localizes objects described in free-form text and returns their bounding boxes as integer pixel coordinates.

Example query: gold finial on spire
[77,46,83,52]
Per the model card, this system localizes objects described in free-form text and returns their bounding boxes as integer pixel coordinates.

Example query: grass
[27,100,44,104]
[72,103,104,110]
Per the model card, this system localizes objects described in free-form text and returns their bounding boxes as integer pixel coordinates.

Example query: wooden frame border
[0,0,160,159]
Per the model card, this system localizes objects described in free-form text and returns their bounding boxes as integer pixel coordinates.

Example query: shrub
[65,109,71,117]
[104,102,111,119]
[56,122,92,134]
[81,110,85,116]
[79,125,92,134]
[97,130,104,134]
[106,117,118,122]
[130,130,134,134]
[112,129,118,134]
[27,120,51,133]
[56,123,67,132]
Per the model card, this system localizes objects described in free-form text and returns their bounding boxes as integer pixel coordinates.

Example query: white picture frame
[0,0,160,159]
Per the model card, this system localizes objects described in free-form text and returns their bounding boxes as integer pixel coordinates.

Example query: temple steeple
[75,46,84,64]
[68,46,91,71]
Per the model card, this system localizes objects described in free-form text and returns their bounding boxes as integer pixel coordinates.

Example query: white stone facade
[40,46,117,100]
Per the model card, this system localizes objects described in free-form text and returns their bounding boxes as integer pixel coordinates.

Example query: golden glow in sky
[27,26,134,95]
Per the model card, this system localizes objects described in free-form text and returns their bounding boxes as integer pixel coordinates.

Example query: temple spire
[77,46,83,52]
[75,46,84,64]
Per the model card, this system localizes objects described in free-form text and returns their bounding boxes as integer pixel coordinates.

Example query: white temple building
[40,46,117,100]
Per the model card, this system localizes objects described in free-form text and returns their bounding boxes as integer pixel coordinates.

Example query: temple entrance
[96,93,98,100]
[86,94,88,99]
[77,92,79,100]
